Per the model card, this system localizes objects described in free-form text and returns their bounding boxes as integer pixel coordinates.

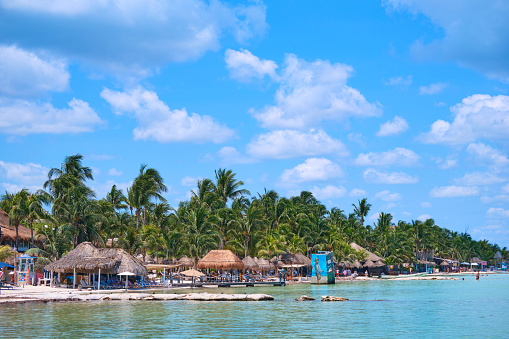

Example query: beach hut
[45,242,147,289]
[242,256,258,270]
[255,258,275,272]
[197,250,244,270]
[177,256,195,269]
[494,251,503,267]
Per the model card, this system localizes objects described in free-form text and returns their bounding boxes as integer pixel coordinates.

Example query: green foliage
[2,154,506,267]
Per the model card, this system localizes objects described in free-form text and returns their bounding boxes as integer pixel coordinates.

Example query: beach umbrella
[181,269,205,277]
[0,262,14,269]
[242,256,258,270]
[118,271,135,290]
[440,260,449,266]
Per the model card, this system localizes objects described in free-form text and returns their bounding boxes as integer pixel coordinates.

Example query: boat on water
[380,272,427,279]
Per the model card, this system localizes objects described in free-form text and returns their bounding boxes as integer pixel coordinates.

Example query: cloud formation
[384,1,509,81]
[0,160,48,186]
[377,116,408,136]
[363,168,419,184]
[430,185,479,198]
[354,147,419,167]
[419,94,509,145]
[229,52,381,129]
[225,49,277,82]
[0,0,267,75]
[0,98,103,135]
[280,158,343,184]
[0,45,69,97]
[246,129,348,159]
[311,185,347,200]
[419,82,447,95]
[101,87,234,143]
[454,172,506,186]
[375,190,402,201]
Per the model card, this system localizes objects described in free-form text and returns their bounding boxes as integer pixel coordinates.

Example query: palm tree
[214,168,250,205]
[353,198,371,227]
[233,203,263,257]
[0,245,13,262]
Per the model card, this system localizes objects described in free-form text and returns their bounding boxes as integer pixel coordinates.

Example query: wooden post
[73,268,76,289]
[98,268,101,290]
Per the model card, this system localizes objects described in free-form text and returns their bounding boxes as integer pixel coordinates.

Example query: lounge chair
[0,282,13,289]
[80,280,94,289]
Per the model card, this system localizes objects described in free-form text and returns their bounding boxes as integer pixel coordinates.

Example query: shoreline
[1,271,505,305]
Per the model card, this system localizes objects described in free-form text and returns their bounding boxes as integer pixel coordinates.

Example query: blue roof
[0,262,15,269]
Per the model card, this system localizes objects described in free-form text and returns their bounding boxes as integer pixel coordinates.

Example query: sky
[1,0,509,247]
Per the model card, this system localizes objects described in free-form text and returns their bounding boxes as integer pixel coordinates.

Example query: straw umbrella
[181,268,205,287]
[198,250,244,282]
[177,256,195,269]
[242,256,258,271]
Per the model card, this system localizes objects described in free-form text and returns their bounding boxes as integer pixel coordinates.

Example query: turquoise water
[1,274,508,338]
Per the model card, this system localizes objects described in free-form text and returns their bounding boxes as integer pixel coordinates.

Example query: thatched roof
[181,269,205,277]
[440,260,450,266]
[471,257,483,263]
[45,242,147,276]
[0,209,42,243]
[197,250,244,270]
[494,251,503,259]
[350,243,385,263]
[273,252,312,267]
[177,256,195,268]
[255,257,275,271]
[242,256,258,269]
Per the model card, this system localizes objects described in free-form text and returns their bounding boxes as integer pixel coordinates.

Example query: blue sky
[1,1,509,246]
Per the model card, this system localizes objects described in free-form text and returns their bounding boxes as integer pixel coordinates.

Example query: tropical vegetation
[1,154,508,266]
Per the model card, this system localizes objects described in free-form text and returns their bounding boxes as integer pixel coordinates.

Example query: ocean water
[1,274,507,338]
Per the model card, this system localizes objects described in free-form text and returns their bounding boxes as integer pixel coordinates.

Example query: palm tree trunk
[30,220,34,248]
[15,224,19,251]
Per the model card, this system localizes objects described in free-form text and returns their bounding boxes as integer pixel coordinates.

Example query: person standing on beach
[476,271,480,280]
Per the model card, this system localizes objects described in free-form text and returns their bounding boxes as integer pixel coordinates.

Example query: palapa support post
[73,267,76,289]
[98,268,101,290]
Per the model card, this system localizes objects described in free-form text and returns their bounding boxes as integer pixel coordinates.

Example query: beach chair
[0,282,13,290]
[80,280,94,289]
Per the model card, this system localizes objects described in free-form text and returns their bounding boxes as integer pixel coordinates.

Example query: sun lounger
[0,282,13,289]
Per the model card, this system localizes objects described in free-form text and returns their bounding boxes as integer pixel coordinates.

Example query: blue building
[311,251,335,284]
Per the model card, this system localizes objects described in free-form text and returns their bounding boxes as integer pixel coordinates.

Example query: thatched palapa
[197,250,244,270]
[242,256,258,270]
[177,256,195,268]
[0,208,43,244]
[45,242,147,276]
[350,243,385,264]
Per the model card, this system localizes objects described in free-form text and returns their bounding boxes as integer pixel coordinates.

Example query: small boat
[380,272,427,279]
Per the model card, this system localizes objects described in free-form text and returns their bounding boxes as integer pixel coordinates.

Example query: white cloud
[376,116,409,136]
[347,132,366,147]
[466,142,509,169]
[375,190,402,201]
[434,156,457,169]
[430,185,479,198]
[504,183,509,193]
[384,1,509,81]
[90,180,133,200]
[101,87,234,143]
[354,147,419,167]
[454,172,506,186]
[0,98,103,135]
[420,95,509,145]
[310,185,347,200]
[350,188,368,197]
[251,54,381,129]
[225,49,277,82]
[419,82,447,95]
[363,169,419,184]
[217,146,254,165]
[246,129,348,159]
[384,75,412,86]
[108,168,123,176]
[0,1,267,75]
[487,208,509,217]
[0,160,48,186]
[280,158,343,184]
[181,176,201,187]
[421,202,432,208]
[0,45,69,97]
[417,214,432,221]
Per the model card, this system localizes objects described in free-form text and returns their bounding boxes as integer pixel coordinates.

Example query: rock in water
[296,295,315,301]
[321,295,349,302]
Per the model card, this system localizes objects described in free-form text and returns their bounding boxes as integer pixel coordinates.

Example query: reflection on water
[1,274,508,338]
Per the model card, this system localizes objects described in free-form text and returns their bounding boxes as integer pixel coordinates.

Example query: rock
[296,295,315,301]
[321,295,349,302]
